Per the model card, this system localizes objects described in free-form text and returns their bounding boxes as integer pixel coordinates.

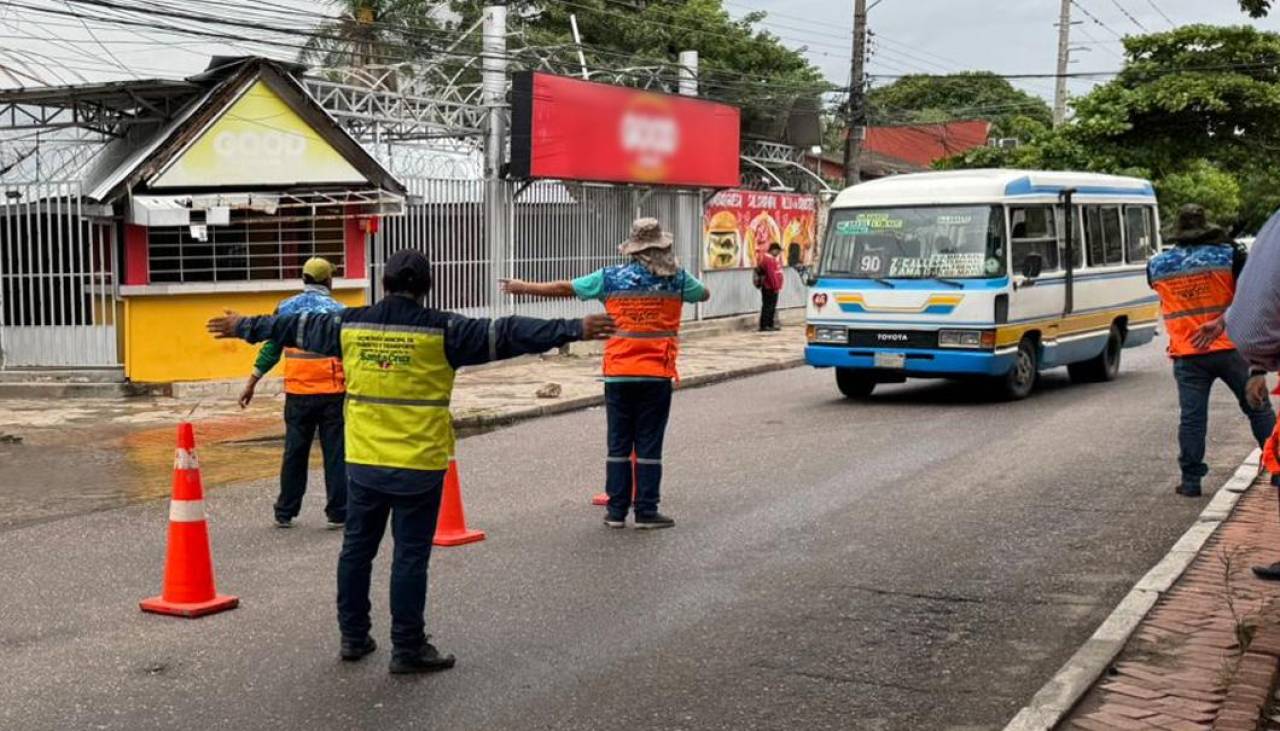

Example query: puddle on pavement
[0,413,501,531]
[0,415,285,530]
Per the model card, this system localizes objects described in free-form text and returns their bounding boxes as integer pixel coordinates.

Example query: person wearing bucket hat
[501,218,711,530]
[238,256,349,529]
[207,249,616,673]
[1148,204,1275,498]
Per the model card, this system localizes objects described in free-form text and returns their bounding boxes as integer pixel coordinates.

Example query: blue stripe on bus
[1004,177,1156,198]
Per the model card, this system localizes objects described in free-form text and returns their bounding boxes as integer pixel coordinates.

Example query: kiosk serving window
[147,209,345,283]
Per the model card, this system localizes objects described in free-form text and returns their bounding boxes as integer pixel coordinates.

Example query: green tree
[1156,159,1242,225]
[449,0,826,136]
[944,24,1280,231]
[866,72,1053,139]
[300,0,440,69]
[1240,0,1271,17]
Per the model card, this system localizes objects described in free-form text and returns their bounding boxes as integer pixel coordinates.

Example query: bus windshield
[821,206,1007,280]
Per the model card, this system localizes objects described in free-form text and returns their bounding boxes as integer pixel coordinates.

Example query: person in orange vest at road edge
[502,217,711,530]
[239,257,348,529]
[1147,204,1276,499]
[208,250,616,673]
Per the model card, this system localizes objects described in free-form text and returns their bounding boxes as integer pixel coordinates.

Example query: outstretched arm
[500,279,577,299]
[206,309,344,357]
[445,313,615,369]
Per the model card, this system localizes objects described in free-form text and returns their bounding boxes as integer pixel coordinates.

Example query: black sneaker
[389,643,457,674]
[604,513,627,529]
[275,517,294,529]
[634,512,675,530]
[326,519,345,531]
[1176,484,1202,497]
[1254,562,1280,581]
[340,636,377,662]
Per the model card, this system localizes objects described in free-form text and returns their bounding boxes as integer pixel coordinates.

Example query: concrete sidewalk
[0,323,805,529]
[1054,472,1280,730]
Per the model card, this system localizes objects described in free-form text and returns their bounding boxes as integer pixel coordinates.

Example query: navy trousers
[604,380,674,518]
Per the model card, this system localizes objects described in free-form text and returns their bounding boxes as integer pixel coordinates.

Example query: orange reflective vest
[283,347,345,395]
[603,290,683,379]
[1149,249,1236,358]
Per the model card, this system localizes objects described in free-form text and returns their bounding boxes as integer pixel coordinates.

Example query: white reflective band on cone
[174,448,200,470]
[169,499,206,523]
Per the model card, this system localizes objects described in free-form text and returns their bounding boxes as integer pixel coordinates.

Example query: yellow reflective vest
[340,322,456,472]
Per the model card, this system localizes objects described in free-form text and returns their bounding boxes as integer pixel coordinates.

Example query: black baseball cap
[382,249,433,296]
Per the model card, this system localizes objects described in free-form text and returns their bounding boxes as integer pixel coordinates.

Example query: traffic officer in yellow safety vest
[502,218,710,530]
[238,257,348,529]
[207,250,616,674]
[1147,205,1276,499]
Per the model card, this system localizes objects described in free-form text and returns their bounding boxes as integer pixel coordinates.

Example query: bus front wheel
[836,368,877,399]
[998,338,1038,400]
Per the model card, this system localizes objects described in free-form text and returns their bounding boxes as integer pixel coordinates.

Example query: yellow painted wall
[124,288,366,383]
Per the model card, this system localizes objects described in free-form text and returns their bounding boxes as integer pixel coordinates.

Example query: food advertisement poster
[703,190,818,271]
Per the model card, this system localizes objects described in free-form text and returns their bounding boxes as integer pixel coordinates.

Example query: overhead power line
[1108,0,1148,32]
[1143,0,1177,27]
[1071,0,1125,40]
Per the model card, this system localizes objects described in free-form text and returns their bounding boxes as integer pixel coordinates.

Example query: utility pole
[1053,0,1072,127]
[677,50,699,97]
[842,0,868,188]
[482,2,510,315]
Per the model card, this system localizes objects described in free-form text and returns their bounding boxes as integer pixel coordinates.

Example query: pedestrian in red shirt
[756,243,785,331]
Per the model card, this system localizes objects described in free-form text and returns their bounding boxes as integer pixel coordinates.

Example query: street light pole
[842,0,868,188]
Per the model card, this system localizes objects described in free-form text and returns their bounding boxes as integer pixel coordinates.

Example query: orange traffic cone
[140,422,238,618]
[591,450,637,506]
[433,459,486,547]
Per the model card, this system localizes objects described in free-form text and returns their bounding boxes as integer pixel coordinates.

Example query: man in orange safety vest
[239,257,348,528]
[1148,205,1275,498]
[502,218,710,529]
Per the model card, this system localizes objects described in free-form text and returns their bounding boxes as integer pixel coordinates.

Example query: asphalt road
[0,336,1263,730]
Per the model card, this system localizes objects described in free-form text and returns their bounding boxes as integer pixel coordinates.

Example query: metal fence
[374,178,706,321]
[0,182,118,368]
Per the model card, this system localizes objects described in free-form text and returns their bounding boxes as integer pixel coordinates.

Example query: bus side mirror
[1021,253,1043,280]
[802,268,818,287]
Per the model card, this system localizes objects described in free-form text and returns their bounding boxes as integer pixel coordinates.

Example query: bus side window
[1010,206,1060,275]
[1085,206,1104,266]
[1102,206,1124,264]
[1084,206,1123,266]
[1058,205,1084,269]
[1124,205,1153,263]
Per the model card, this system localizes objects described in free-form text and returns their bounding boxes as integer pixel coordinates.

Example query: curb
[451,356,807,432]
[1003,448,1263,731]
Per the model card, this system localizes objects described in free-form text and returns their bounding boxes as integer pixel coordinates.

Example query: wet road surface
[0,337,1264,729]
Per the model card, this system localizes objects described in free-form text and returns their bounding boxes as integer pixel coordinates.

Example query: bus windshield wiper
[873,277,896,288]
[931,277,964,288]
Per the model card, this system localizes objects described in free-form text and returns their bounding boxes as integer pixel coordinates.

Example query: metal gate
[372,178,703,320]
[0,182,119,368]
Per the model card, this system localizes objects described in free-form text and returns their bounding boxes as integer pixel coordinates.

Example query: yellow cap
[302,257,334,282]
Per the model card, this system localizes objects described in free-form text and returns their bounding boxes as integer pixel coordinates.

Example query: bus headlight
[809,325,848,344]
[938,329,995,349]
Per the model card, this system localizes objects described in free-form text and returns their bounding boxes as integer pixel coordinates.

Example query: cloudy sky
[745,0,1280,101]
[1,0,1278,103]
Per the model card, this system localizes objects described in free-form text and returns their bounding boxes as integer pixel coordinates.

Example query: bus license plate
[874,352,906,369]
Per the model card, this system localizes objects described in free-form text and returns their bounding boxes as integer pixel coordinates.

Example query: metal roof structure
[2,57,406,203]
[0,79,201,136]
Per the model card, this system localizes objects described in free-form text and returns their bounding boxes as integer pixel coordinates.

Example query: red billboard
[510,72,740,188]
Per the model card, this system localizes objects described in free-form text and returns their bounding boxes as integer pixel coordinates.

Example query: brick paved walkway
[1065,480,1280,730]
